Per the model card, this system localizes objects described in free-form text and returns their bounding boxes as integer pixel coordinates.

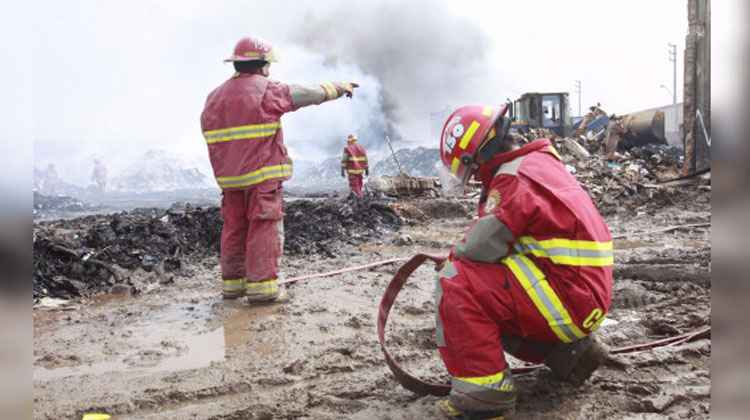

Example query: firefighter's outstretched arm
[291,82,359,109]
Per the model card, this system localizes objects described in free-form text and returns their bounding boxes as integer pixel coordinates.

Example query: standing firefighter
[201,36,358,302]
[433,105,613,419]
[341,133,369,196]
[91,159,107,193]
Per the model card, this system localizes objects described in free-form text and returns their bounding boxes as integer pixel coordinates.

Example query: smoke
[292,0,492,145]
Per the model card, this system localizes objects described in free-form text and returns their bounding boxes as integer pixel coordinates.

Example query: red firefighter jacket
[200,72,296,191]
[453,138,613,342]
[342,143,368,174]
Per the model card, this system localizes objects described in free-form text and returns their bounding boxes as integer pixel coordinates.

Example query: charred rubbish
[34,197,404,300]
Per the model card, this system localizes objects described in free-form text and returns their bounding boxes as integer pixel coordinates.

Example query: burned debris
[33,197,404,300]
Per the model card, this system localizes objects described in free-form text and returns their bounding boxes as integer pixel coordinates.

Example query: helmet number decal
[443,117,464,156]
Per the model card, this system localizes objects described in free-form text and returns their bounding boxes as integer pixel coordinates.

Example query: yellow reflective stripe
[349,157,367,161]
[216,164,293,189]
[222,278,246,291]
[247,279,278,295]
[341,163,347,167]
[454,370,504,387]
[482,106,492,116]
[203,122,281,144]
[450,157,461,174]
[347,169,365,174]
[504,255,586,343]
[515,237,613,266]
[243,51,261,57]
[321,83,337,99]
[459,121,480,149]
[82,415,111,420]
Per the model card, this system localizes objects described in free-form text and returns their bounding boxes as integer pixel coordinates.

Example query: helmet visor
[435,160,463,197]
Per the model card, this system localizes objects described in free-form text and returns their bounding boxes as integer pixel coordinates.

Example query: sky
[21,0,735,186]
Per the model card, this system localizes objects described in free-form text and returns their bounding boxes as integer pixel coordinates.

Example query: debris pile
[549,137,705,216]
[371,146,440,177]
[33,191,107,217]
[34,197,404,300]
[284,196,404,257]
[367,174,440,198]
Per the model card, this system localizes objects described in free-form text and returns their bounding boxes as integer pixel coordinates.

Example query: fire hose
[277,222,711,397]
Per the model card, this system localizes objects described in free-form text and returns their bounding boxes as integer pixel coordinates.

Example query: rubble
[33,197,404,300]
[367,174,440,198]
[33,191,108,217]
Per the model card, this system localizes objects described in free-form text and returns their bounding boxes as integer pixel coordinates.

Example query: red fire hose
[272,222,710,397]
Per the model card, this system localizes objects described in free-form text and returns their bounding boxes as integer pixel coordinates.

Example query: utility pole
[574,80,581,117]
[668,43,678,132]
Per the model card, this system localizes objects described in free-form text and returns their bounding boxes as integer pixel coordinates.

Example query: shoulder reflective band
[349,157,367,161]
[203,122,281,144]
[548,145,562,161]
[216,164,293,189]
[513,237,613,266]
[504,254,586,343]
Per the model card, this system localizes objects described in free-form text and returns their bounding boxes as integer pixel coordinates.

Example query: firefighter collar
[478,138,551,190]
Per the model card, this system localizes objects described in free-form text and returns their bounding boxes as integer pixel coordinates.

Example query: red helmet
[439,104,510,183]
[224,36,280,63]
[347,134,357,142]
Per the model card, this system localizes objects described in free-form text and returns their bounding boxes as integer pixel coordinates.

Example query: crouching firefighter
[341,133,369,196]
[433,104,613,419]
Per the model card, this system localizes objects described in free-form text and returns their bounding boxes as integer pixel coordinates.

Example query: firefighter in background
[340,134,369,196]
[201,36,358,302]
[433,105,613,419]
[91,159,107,193]
[42,163,59,195]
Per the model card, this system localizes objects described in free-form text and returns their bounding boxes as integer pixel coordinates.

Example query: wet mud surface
[33,191,710,420]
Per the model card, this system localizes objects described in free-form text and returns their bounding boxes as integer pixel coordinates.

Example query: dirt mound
[34,197,404,300]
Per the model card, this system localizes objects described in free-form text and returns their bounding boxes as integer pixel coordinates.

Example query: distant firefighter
[340,134,369,197]
[42,163,59,195]
[201,35,359,303]
[91,159,107,193]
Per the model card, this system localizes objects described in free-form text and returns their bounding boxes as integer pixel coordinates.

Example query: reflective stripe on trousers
[503,254,586,343]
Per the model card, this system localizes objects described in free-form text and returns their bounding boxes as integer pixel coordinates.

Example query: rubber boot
[543,333,610,386]
[436,399,515,420]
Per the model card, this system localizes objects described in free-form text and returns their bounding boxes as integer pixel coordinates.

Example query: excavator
[508,91,667,146]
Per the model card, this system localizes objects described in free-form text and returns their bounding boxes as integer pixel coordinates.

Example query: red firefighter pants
[435,258,590,408]
[348,174,363,196]
[220,183,284,298]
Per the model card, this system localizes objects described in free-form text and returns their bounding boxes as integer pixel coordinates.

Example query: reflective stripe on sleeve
[321,83,338,100]
[514,237,613,266]
[246,279,279,295]
[504,255,586,343]
[216,164,293,189]
[203,122,281,144]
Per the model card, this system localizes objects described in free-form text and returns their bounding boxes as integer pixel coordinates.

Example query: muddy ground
[33,189,710,420]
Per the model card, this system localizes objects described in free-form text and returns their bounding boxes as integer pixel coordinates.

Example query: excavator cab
[510,92,572,137]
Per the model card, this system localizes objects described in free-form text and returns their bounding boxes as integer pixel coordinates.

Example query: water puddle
[34,301,279,382]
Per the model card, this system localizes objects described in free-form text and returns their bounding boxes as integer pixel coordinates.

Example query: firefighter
[91,159,107,193]
[433,105,613,419]
[200,36,358,302]
[340,134,369,197]
[42,163,59,195]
